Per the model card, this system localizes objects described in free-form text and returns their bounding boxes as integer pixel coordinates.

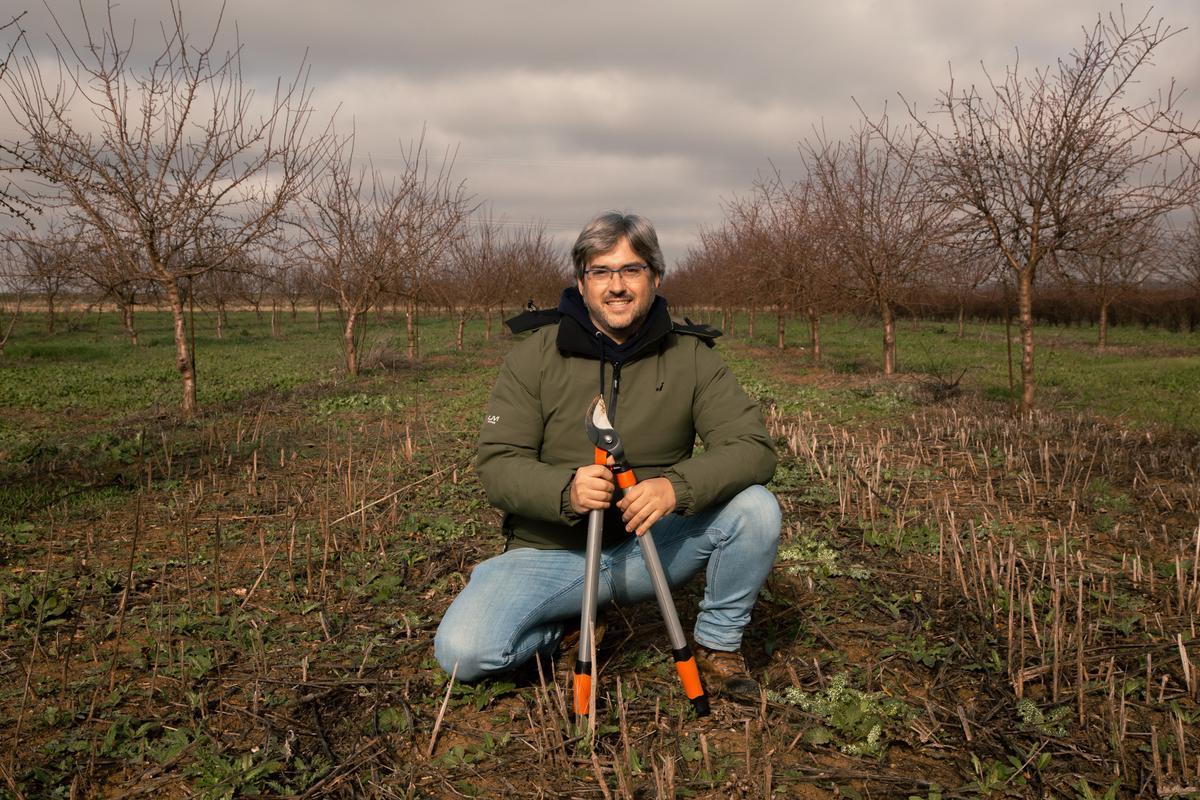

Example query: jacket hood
[555,286,672,362]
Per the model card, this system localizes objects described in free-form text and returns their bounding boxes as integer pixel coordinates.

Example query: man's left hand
[617,477,676,536]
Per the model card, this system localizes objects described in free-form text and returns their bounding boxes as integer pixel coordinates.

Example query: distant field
[2,308,1197,434]
[692,311,1200,433]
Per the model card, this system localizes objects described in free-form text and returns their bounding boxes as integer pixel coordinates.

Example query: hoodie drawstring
[595,332,622,424]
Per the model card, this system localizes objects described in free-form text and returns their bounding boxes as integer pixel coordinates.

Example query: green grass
[710,312,1200,432]
[3,307,1197,442]
[0,308,491,430]
[0,310,346,415]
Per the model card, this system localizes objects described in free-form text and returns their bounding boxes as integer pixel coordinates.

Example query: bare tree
[762,175,835,361]
[74,232,154,346]
[195,265,238,339]
[674,225,734,330]
[931,231,999,338]
[1171,205,1200,298]
[806,117,948,375]
[721,196,779,344]
[499,222,565,311]
[302,138,468,375]
[447,213,502,349]
[232,254,270,322]
[274,245,308,321]
[717,202,763,339]
[0,240,27,354]
[1054,214,1162,348]
[14,227,78,333]
[389,139,472,361]
[908,10,1200,410]
[0,12,36,226]
[1,2,331,415]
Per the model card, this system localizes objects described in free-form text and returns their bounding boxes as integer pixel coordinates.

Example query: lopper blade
[584,395,625,462]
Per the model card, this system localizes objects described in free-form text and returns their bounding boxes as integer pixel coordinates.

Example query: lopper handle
[574,505,604,717]
[638,529,710,716]
[574,446,608,717]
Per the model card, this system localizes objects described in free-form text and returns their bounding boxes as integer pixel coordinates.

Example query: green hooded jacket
[476,290,777,551]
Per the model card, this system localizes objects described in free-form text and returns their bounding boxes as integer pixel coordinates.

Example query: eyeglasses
[583,264,650,282]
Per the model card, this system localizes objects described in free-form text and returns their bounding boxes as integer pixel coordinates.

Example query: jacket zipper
[608,360,622,424]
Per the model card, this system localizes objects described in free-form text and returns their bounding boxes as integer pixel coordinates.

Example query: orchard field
[1,308,1199,799]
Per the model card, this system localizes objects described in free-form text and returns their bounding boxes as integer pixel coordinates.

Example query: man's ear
[577,276,586,295]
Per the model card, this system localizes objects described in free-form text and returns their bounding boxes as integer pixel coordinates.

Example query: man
[435,211,780,697]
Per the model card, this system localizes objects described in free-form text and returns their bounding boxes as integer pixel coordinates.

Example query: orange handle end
[675,656,711,716]
[573,673,592,716]
[675,657,704,700]
[594,447,607,466]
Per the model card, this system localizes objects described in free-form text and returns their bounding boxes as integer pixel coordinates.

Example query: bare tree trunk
[456,308,465,351]
[881,301,896,376]
[1004,297,1015,403]
[315,298,322,330]
[748,308,756,339]
[957,302,966,339]
[0,295,23,355]
[808,307,821,366]
[290,300,297,320]
[776,309,786,349]
[215,304,225,339]
[166,281,197,417]
[270,301,279,338]
[406,301,418,361]
[1018,269,1036,413]
[121,302,139,347]
[344,310,359,376]
[46,293,55,333]
[485,309,493,341]
[1097,300,1109,350]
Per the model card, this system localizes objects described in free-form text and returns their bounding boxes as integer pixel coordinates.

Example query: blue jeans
[435,485,781,681]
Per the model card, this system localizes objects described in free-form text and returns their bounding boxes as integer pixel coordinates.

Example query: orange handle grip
[594,447,606,466]
[616,469,637,489]
[676,657,704,700]
[573,672,592,716]
[674,654,710,716]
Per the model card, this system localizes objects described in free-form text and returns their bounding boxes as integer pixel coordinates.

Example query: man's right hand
[569,463,614,515]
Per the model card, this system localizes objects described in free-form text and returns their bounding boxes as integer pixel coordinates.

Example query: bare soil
[2,339,1198,799]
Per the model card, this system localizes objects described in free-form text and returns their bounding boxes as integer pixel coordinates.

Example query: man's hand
[569,463,614,515]
[617,477,676,536]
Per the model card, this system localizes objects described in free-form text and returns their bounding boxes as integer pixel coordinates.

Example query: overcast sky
[5,1,1200,263]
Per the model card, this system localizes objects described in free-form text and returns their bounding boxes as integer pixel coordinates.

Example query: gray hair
[571,211,665,282]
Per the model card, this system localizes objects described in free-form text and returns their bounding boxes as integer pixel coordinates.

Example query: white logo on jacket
[486,415,500,425]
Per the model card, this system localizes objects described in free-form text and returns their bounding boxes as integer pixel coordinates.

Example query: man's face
[577,237,661,344]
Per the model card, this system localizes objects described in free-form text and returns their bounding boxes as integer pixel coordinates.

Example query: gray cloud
[4,1,1199,259]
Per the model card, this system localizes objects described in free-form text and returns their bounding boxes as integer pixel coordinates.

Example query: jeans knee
[728,485,781,553]
[434,619,499,682]
[735,485,781,529]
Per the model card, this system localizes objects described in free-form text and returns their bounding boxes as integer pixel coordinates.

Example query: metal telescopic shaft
[637,524,710,716]
[636,531,685,650]
[573,496,605,717]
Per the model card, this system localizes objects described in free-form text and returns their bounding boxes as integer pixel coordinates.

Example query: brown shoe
[694,645,760,698]
[559,613,608,655]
